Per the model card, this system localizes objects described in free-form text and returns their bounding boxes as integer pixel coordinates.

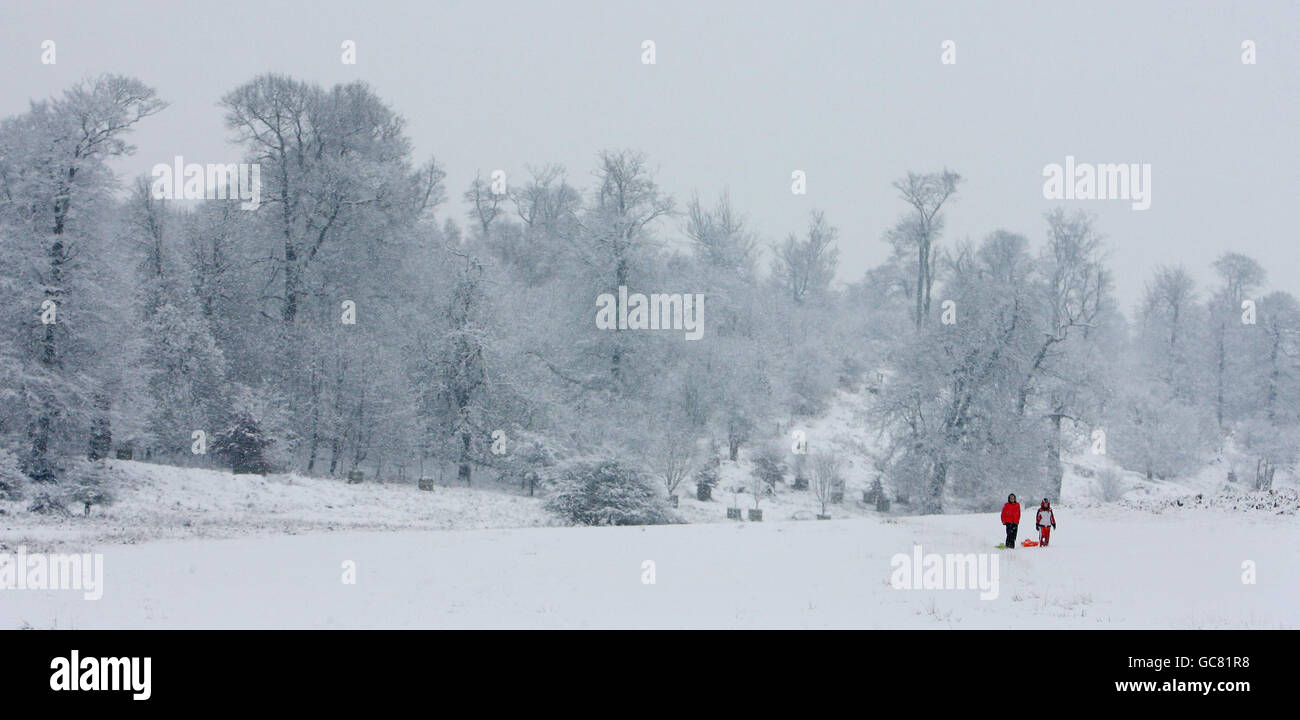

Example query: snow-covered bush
[0,446,29,500]
[544,458,677,526]
[17,459,119,515]
[837,354,869,392]
[694,456,720,500]
[1095,468,1126,503]
[212,410,275,475]
[63,459,117,515]
[496,431,564,495]
[751,442,786,492]
[27,489,70,516]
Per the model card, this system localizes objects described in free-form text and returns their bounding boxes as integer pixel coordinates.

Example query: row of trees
[1,73,1295,515]
[869,178,1298,510]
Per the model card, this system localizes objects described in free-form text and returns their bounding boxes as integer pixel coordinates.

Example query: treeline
[0,74,1295,513]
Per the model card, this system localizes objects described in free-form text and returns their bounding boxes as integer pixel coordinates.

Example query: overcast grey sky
[2,0,1296,312]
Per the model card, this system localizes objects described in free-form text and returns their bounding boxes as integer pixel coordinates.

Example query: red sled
[1021,539,1039,547]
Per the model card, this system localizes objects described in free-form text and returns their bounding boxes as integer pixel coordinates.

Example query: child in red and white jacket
[1036,499,1057,546]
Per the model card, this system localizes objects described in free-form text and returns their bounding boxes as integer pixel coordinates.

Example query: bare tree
[581,149,675,379]
[1209,253,1265,429]
[648,427,698,500]
[890,170,961,327]
[221,74,425,325]
[1013,210,1110,496]
[512,165,580,232]
[772,210,838,303]
[1256,292,1300,422]
[686,191,757,279]
[1141,265,1199,396]
[812,452,842,517]
[465,171,505,238]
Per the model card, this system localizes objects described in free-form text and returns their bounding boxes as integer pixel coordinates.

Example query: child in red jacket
[1000,494,1020,549]
[1036,499,1057,546]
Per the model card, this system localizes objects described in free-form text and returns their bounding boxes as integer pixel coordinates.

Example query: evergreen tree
[212,410,274,475]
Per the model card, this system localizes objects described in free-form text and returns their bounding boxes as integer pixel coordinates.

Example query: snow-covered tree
[888,170,961,328]
[212,407,275,475]
[0,75,165,481]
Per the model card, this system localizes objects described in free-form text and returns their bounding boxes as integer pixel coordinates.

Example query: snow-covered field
[4,502,1295,629]
[3,418,1296,630]
[0,460,551,552]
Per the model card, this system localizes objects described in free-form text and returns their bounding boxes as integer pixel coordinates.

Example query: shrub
[1096,468,1126,503]
[212,411,274,475]
[27,490,69,516]
[497,432,563,495]
[866,476,891,512]
[23,453,59,485]
[837,354,868,391]
[64,460,117,515]
[0,447,28,501]
[544,458,677,526]
[751,443,786,492]
[694,456,720,501]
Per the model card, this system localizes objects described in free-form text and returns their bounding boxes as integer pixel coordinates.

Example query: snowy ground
[0,460,551,553]
[3,400,1296,629]
[4,503,1295,629]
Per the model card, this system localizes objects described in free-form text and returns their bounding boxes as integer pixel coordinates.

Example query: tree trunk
[1048,412,1064,500]
[458,431,472,485]
[30,183,72,480]
[1214,324,1226,430]
[914,242,925,327]
[283,241,300,323]
[328,436,343,475]
[928,454,946,514]
[306,363,322,473]
[611,256,628,378]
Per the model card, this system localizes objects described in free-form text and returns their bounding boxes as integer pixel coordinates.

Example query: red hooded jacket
[1001,502,1021,524]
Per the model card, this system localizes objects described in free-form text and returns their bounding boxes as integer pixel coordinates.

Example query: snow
[673,389,892,522]
[2,411,1296,629]
[0,459,551,552]
[3,500,1295,629]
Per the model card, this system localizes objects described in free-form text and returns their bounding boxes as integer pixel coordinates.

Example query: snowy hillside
[0,460,551,553]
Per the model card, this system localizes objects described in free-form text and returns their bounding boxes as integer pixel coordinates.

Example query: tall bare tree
[889,170,961,328]
[1208,253,1265,429]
